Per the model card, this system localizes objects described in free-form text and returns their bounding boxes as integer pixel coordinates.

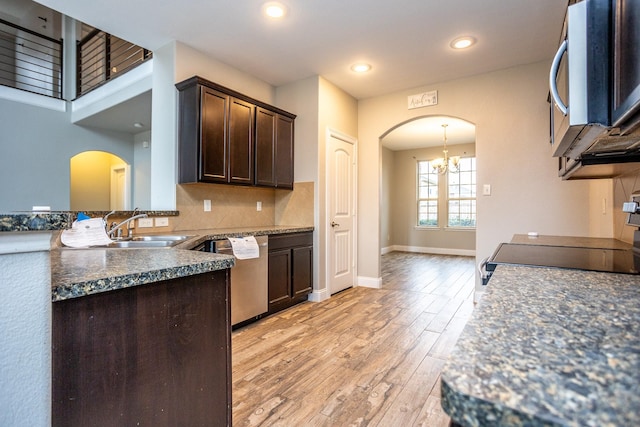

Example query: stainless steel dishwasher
[214,235,268,327]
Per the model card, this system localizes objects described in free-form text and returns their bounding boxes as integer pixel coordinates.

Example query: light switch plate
[257,201,262,211]
[483,184,492,196]
[204,199,211,212]
[155,217,169,227]
[138,218,154,228]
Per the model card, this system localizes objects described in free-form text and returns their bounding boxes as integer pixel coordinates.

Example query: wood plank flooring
[232,252,476,426]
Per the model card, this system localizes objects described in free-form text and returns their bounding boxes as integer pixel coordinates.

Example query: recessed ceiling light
[263,2,287,18]
[133,122,144,128]
[450,36,477,50]
[350,63,372,73]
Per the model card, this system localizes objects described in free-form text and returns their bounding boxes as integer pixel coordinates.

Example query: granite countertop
[51,225,313,302]
[171,225,314,249]
[51,249,235,302]
[510,234,633,250]
[0,213,72,232]
[441,265,640,426]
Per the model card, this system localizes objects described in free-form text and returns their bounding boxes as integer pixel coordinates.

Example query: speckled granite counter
[51,248,235,302]
[441,265,640,426]
[510,234,633,250]
[0,212,72,232]
[171,225,314,249]
[51,225,313,302]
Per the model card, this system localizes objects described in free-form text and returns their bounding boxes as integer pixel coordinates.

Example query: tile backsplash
[163,182,314,232]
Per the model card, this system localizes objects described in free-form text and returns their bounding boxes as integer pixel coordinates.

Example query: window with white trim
[447,157,476,227]
[417,160,439,226]
[417,157,476,228]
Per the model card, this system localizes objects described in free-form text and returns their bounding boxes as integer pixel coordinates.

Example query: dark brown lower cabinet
[52,269,231,427]
[268,232,313,314]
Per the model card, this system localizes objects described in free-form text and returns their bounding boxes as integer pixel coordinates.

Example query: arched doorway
[379,115,476,257]
[70,151,131,211]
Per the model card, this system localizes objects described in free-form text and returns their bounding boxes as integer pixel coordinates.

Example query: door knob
[331,221,339,228]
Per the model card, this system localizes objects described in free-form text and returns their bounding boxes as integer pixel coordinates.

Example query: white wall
[0,95,135,211]
[358,60,613,285]
[0,236,52,427]
[133,130,152,208]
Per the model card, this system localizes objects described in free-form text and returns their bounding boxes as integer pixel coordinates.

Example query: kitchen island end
[441,264,640,426]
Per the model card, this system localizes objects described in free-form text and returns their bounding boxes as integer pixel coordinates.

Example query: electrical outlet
[155,217,169,227]
[138,218,154,228]
[257,201,262,211]
[204,199,211,212]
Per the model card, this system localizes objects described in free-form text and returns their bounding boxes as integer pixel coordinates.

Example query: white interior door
[110,164,131,210]
[326,129,356,295]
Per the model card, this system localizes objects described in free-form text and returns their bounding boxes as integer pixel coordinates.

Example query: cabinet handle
[330,221,339,228]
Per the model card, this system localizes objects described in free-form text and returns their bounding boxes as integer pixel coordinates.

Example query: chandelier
[431,124,460,174]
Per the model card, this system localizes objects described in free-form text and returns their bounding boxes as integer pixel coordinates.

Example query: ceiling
[33,0,568,101]
[19,0,567,140]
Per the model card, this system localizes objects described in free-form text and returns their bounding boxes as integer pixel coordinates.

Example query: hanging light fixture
[431,124,460,174]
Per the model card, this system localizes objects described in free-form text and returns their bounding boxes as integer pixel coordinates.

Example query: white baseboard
[357,276,382,289]
[381,245,475,257]
[308,287,330,302]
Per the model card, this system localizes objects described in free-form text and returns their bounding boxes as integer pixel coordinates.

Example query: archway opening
[70,151,131,211]
[380,115,476,256]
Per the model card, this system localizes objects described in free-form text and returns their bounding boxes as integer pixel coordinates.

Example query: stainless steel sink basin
[106,240,178,248]
[104,235,194,249]
[131,235,193,242]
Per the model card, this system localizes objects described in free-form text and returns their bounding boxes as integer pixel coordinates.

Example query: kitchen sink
[130,235,193,242]
[106,240,178,248]
[61,234,195,249]
[104,235,194,249]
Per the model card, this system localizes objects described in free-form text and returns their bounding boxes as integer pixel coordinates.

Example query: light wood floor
[232,252,476,426]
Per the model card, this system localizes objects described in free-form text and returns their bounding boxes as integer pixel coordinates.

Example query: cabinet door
[201,87,229,182]
[275,114,294,188]
[268,248,291,308]
[53,270,231,427]
[255,107,276,186]
[228,97,255,185]
[292,245,312,297]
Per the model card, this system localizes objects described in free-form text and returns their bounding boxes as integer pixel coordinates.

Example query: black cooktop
[487,243,640,275]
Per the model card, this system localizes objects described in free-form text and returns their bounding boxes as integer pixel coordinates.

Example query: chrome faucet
[107,212,148,239]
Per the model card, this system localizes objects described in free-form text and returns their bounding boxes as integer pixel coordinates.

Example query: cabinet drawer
[268,232,313,251]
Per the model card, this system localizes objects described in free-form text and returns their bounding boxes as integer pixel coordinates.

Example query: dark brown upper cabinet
[255,107,294,189]
[177,76,295,188]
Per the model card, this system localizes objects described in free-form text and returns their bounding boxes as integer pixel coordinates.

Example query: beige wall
[388,143,476,253]
[317,78,358,294]
[381,146,394,250]
[358,60,613,284]
[275,76,358,297]
[175,43,275,104]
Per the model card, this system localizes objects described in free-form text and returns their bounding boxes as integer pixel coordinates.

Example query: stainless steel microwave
[549,0,610,159]
[550,0,640,166]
